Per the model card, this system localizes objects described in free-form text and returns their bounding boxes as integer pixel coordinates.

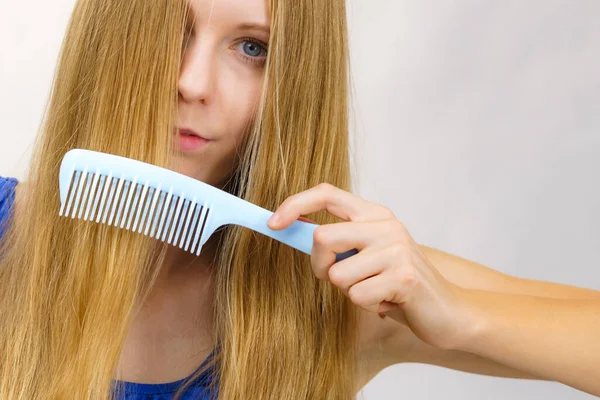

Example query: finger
[311,222,409,279]
[311,222,368,278]
[268,183,393,229]
[316,241,406,287]
[346,273,396,313]
[315,244,386,284]
[312,220,404,253]
[347,267,414,313]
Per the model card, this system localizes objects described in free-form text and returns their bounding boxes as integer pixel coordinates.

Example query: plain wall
[1,1,599,399]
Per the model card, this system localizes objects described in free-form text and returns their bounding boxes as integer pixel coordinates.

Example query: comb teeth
[60,170,212,255]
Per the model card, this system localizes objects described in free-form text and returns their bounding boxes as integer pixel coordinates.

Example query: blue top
[0,176,219,399]
[0,176,18,241]
[110,352,218,400]
[110,350,218,399]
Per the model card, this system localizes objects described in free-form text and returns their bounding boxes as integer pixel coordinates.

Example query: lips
[178,128,209,140]
[175,127,212,152]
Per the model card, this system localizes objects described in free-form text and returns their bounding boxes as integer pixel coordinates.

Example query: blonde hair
[0,0,359,398]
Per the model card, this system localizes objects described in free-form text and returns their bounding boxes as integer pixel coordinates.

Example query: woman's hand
[267,184,600,395]
[267,183,472,350]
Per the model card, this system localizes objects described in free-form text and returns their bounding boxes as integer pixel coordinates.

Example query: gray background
[1,1,599,399]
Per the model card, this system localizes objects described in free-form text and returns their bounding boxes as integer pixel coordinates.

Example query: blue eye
[243,41,262,57]
[240,40,267,58]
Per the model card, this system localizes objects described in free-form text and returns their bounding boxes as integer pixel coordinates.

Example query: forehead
[187,0,270,26]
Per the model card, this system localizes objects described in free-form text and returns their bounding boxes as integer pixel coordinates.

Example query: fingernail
[268,213,280,226]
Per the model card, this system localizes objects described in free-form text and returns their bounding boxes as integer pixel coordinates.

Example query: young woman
[1,0,599,399]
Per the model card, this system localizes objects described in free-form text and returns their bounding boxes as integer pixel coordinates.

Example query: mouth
[176,127,212,152]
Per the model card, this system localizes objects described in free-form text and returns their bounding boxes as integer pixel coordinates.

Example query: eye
[242,41,264,57]
[236,39,268,58]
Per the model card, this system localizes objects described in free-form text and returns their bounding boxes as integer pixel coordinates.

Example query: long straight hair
[0,0,359,398]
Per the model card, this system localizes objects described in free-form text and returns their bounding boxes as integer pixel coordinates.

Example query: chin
[184,169,231,191]
[170,155,237,191]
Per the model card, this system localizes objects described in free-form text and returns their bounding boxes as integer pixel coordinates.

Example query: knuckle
[317,183,337,199]
[311,262,327,281]
[312,225,330,245]
[401,269,418,287]
[388,242,408,259]
[392,266,418,287]
[389,219,407,235]
[380,205,396,218]
[347,285,363,304]
[328,266,345,287]
[317,182,334,191]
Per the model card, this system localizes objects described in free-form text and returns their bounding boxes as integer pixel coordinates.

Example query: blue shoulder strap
[0,177,19,242]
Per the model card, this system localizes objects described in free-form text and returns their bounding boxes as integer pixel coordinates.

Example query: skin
[114,0,600,394]
[14,0,600,394]
[115,0,271,383]
[269,185,600,395]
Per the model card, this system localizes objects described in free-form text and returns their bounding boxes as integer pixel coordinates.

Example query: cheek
[222,72,263,141]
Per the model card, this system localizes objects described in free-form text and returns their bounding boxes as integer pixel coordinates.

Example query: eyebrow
[236,22,270,34]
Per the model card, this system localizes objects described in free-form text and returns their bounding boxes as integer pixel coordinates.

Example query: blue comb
[58,149,358,262]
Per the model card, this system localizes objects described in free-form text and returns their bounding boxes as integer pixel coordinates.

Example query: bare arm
[419,245,600,300]
[456,290,600,396]
[375,245,599,387]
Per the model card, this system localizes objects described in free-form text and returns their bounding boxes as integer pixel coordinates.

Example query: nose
[178,40,216,105]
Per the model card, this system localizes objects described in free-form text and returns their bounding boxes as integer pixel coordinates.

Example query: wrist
[447,286,490,352]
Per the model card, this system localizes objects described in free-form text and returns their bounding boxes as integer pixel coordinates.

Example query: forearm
[400,332,540,379]
[456,290,600,396]
[419,244,600,299]
[382,319,539,380]
[402,244,599,384]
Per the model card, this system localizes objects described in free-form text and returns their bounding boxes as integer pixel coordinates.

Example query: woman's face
[174,0,269,188]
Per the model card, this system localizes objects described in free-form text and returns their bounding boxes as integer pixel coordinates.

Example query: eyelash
[233,37,268,67]
[182,30,268,67]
